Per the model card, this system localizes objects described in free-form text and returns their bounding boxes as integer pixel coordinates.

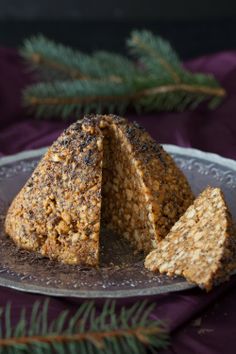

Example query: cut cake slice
[145,187,236,291]
[5,115,194,266]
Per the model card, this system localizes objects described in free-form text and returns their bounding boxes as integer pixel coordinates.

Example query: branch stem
[0,326,165,347]
[30,53,88,79]
[137,83,226,98]
[27,83,226,107]
[29,53,123,83]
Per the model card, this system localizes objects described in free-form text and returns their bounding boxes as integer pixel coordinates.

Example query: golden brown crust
[145,187,236,291]
[5,114,194,265]
[5,119,103,265]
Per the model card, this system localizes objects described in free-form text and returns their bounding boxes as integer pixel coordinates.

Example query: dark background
[1,0,236,59]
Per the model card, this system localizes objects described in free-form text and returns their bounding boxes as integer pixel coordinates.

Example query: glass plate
[0,145,236,298]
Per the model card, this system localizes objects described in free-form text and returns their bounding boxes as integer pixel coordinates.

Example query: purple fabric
[0,47,236,353]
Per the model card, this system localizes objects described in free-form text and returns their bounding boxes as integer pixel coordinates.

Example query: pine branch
[21,31,226,118]
[24,78,225,118]
[0,327,166,347]
[23,80,133,118]
[21,36,81,80]
[128,29,182,83]
[21,35,95,80]
[21,35,138,82]
[0,300,169,354]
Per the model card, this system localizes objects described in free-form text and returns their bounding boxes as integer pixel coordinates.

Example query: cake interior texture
[100,117,194,253]
[101,120,157,252]
[145,187,236,291]
[5,115,194,266]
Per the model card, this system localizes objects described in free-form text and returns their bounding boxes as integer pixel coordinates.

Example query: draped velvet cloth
[0,48,236,353]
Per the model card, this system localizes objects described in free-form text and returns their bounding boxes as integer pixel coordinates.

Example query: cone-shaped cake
[5,115,194,266]
[145,187,236,290]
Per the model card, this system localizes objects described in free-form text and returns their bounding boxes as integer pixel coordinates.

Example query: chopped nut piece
[56,220,69,234]
[61,211,71,225]
[51,155,60,162]
[96,139,103,151]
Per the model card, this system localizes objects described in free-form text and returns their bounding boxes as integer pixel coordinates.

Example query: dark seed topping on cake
[5,114,194,266]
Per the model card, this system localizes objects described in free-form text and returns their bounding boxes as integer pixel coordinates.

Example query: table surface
[0,47,236,354]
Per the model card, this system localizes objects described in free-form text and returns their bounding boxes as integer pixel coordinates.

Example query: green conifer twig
[29,52,88,79]
[21,30,226,118]
[128,30,181,83]
[0,300,169,354]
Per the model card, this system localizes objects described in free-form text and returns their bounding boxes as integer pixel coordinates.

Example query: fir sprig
[127,29,182,83]
[0,300,169,353]
[21,35,138,81]
[21,30,226,118]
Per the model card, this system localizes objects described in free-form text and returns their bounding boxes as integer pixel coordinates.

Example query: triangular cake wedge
[5,115,194,266]
[145,187,236,291]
